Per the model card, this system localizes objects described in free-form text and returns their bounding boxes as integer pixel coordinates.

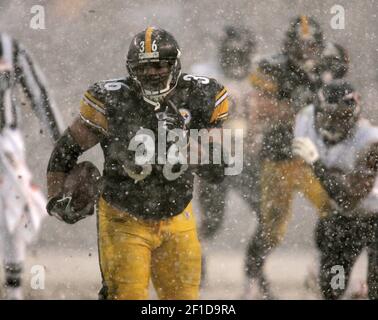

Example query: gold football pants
[97,197,201,300]
[260,158,330,247]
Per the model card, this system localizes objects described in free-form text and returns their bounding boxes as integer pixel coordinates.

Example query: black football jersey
[252,54,321,161]
[79,73,229,219]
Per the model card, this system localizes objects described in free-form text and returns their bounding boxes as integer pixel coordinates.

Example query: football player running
[46,27,231,300]
[293,80,378,299]
[243,16,331,299]
[191,25,257,241]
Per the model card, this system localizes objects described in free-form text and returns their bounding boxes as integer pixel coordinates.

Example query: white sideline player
[0,33,64,299]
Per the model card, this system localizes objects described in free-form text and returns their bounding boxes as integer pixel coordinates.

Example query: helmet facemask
[128,59,180,102]
[315,89,360,145]
[127,58,181,103]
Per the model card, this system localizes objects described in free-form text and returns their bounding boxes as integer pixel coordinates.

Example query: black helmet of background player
[218,25,256,80]
[314,80,361,145]
[283,15,324,74]
[319,42,349,83]
[126,27,181,103]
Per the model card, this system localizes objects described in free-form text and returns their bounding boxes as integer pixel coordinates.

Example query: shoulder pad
[176,73,229,126]
[179,73,222,95]
[79,78,131,134]
[250,54,287,98]
[79,80,112,134]
[90,78,130,97]
[179,73,215,87]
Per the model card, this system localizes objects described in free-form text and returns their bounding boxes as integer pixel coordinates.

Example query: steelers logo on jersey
[179,108,192,125]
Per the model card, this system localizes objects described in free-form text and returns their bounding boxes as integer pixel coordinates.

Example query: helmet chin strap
[142,95,161,110]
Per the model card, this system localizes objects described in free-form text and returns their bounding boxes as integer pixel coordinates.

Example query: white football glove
[292,137,319,165]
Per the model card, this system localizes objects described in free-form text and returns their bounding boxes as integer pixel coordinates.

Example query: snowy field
[0,247,368,300]
[0,193,370,300]
[0,0,376,300]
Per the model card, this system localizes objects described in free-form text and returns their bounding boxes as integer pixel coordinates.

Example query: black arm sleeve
[47,128,84,173]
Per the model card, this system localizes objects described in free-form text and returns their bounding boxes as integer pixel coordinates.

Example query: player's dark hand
[46,194,93,224]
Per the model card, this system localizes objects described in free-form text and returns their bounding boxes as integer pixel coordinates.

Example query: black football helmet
[314,80,360,145]
[218,25,256,80]
[126,27,181,103]
[319,42,349,82]
[283,15,324,73]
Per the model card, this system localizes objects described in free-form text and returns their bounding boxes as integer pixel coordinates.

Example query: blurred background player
[301,40,351,296]
[190,25,259,284]
[243,16,332,299]
[293,80,378,299]
[0,33,64,299]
